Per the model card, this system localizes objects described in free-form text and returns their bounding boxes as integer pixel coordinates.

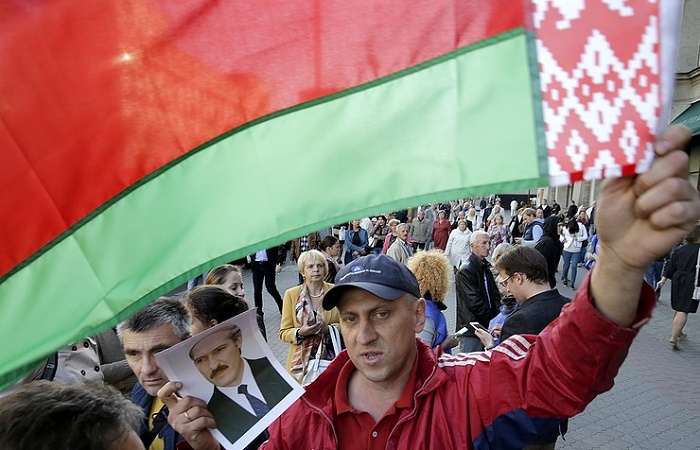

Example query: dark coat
[207,357,292,448]
[509,214,523,240]
[541,205,552,218]
[535,216,563,288]
[501,289,570,342]
[456,253,501,336]
[663,242,700,313]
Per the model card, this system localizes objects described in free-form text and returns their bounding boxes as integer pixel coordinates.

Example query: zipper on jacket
[303,397,339,448]
[385,363,438,447]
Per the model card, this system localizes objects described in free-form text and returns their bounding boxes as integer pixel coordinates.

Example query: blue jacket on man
[132,383,184,450]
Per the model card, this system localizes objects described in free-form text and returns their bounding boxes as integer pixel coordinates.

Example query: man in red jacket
[159,126,700,450]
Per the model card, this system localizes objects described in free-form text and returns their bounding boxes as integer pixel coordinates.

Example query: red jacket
[431,219,451,250]
[261,273,654,449]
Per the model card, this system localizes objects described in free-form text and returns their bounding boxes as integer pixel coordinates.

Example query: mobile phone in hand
[469,321,488,332]
[455,327,469,336]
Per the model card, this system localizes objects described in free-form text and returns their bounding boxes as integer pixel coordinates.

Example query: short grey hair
[117,297,190,342]
[470,230,489,245]
[0,381,143,450]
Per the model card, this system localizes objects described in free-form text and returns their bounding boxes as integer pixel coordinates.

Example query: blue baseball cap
[322,254,421,310]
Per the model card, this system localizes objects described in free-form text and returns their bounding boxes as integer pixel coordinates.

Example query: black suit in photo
[207,357,292,448]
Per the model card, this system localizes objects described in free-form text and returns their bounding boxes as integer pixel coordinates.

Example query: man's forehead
[122,324,180,350]
[337,288,401,312]
[191,332,233,358]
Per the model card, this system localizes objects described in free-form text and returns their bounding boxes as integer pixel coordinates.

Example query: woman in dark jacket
[656,224,700,350]
[535,215,563,288]
[344,219,369,264]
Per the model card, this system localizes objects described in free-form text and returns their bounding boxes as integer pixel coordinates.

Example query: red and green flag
[0,0,680,387]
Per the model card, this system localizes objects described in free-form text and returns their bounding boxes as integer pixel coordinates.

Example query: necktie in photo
[238,384,269,418]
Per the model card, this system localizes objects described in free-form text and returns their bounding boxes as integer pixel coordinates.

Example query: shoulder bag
[301,324,344,385]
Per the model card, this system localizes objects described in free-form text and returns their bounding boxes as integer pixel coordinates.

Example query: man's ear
[414,298,427,334]
[210,319,219,327]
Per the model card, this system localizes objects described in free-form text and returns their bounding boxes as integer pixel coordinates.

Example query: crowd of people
[1,126,699,450]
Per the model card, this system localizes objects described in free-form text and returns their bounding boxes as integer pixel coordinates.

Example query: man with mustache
[188,326,291,446]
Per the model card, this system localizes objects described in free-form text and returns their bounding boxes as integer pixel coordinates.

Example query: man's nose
[141,354,159,376]
[356,320,378,345]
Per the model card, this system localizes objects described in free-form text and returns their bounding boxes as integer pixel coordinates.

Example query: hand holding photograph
[156,309,303,450]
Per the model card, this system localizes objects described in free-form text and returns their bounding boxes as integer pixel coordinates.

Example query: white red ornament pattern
[533,0,660,185]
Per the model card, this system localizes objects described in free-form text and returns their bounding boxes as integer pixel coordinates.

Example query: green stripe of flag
[0,28,546,388]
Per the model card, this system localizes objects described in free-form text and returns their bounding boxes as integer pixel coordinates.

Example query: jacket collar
[469,252,490,269]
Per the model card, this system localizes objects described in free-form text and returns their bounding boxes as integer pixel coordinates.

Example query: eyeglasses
[498,273,518,287]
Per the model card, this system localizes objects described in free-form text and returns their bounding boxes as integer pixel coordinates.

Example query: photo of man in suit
[189,325,292,445]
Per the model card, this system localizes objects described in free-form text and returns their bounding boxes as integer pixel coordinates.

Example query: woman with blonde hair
[279,250,339,382]
[200,263,270,340]
[407,250,459,352]
[205,264,245,299]
[487,214,508,251]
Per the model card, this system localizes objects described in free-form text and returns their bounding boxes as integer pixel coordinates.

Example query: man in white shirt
[189,327,292,446]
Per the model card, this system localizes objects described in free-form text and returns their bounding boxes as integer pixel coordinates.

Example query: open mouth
[361,352,383,365]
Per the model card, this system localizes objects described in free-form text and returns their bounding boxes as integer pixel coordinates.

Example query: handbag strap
[328,324,343,355]
[309,340,324,371]
[695,248,700,288]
